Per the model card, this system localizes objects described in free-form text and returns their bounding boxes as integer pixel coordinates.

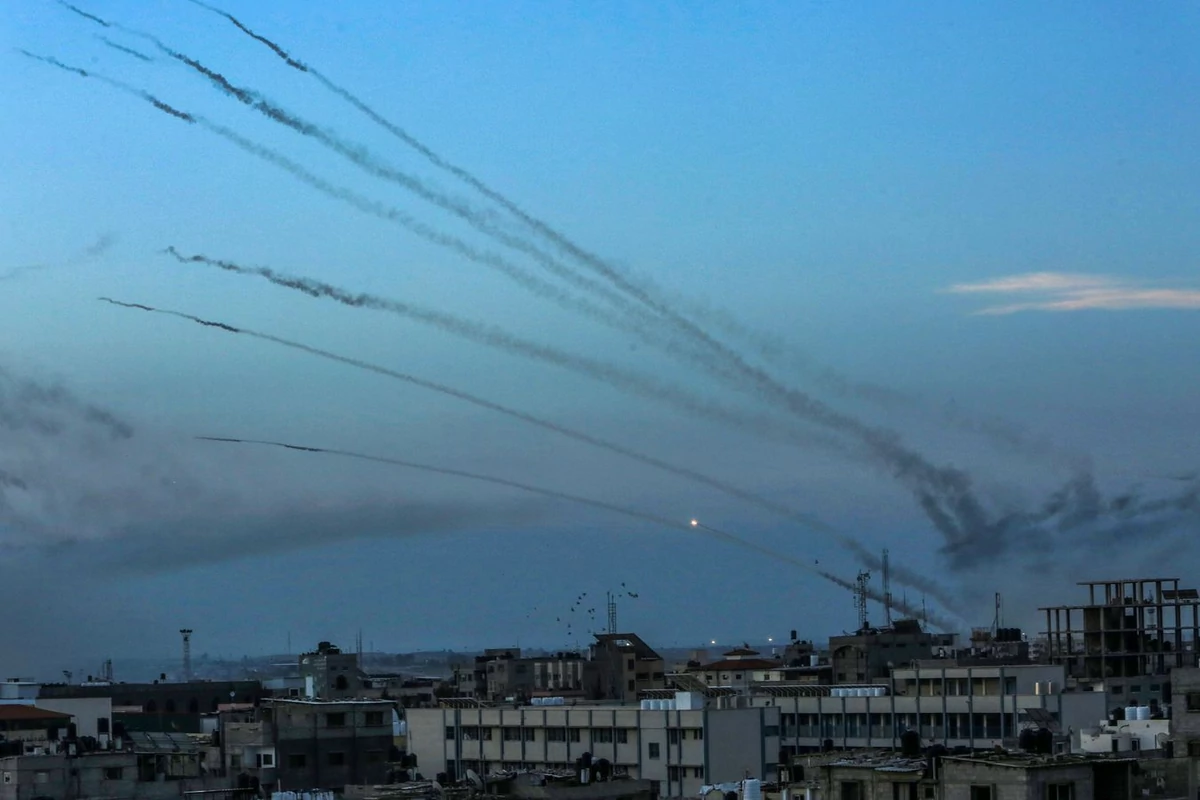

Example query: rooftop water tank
[1137,706,1151,721]
[743,779,762,800]
[1125,706,1139,722]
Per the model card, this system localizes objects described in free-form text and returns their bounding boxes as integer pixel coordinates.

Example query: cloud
[945,272,1200,315]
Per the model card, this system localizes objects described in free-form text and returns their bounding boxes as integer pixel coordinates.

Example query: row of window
[273,751,387,769]
[449,726,704,744]
[666,766,705,781]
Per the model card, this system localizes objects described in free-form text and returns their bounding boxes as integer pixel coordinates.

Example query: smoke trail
[193,433,928,617]
[690,521,957,630]
[146,254,829,451]
[0,366,133,441]
[183,0,308,72]
[56,0,110,28]
[99,294,953,602]
[149,41,693,344]
[98,36,153,62]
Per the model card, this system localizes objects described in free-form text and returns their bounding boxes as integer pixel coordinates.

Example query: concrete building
[1167,665,1200,798]
[0,706,72,746]
[37,679,263,734]
[686,648,784,691]
[299,642,366,700]
[748,663,1106,755]
[221,698,396,792]
[0,748,225,800]
[1041,578,1200,707]
[829,620,956,685]
[590,635,665,703]
[1078,716,1169,755]
[406,692,779,799]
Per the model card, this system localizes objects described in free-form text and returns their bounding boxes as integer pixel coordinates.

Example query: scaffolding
[1040,578,1200,681]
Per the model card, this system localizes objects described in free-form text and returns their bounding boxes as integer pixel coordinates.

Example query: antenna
[607,592,617,635]
[179,629,193,682]
[854,571,871,631]
[921,595,928,629]
[882,549,893,626]
[992,592,1003,636]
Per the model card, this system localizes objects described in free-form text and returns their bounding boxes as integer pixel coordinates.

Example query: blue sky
[2,1,1199,677]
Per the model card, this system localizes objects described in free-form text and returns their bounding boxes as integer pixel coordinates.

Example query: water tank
[1034,728,1053,755]
[1137,706,1151,721]
[640,700,650,711]
[874,687,886,697]
[809,655,819,667]
[668,699,677,711]
[743,779,762,800]
[1018,728,1037,752]
[1125,706,1139,722]
[900,730,920,757]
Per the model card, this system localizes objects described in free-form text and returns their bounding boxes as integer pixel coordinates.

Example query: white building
[1079,716,1169,754]
[405,692,779,799]
[747,663,1106,754]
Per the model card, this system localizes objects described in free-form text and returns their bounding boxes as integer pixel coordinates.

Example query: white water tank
[873,687,886,697]
[809,655,819,667]
[640,699,650,710]
[743,779,762,800]
[1125,706,1139,722]
[668,699,677,711]
[1137,706,1151,721]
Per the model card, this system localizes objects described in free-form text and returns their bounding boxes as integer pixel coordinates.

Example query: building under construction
[1040,578,1200,708]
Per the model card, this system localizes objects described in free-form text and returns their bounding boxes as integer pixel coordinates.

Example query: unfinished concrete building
[1041,578,1200,707]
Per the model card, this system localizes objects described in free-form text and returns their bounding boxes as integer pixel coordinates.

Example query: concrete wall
[939,759,1093,800]
[0,753,229,800]
[33,697,113,740]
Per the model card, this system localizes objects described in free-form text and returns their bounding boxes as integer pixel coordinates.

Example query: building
[1166,665,1200,797]
[0,706,72,746]
[829,620,956,685]
[749,663,1106,755]
[37,679,263,734]
[685,648,785,691]
[221,698,396,792]
[406,692,780,799]
[299,642,366,700]
[590,635,665,703]
[1041,578,1200,707]
[1078,715,1169,755]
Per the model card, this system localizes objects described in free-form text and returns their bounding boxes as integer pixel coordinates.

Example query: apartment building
[750,663,1105,754]
[1041,578,1200,707]
[406,693,779,798]
[299,642,365,700]
[591,635,666,703]
[221,698,396,792]
[829,620,956,684]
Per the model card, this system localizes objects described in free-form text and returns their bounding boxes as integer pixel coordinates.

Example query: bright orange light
[690,519,699,526]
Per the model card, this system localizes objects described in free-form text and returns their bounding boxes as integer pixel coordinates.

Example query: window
[257,753,275,768]
[764,725,780,737]
[365,711,385,726]
[648,742,661,759]
[1112,686,1124,695]
[34,771,50,784]
[446,726,456,741]
[616,728,629,744]
[287,754,307,769]
[668,766,681,782]
[230,755,242,769]
[627,659,635,671]
[334,675,349,691]
[569,729,581,743]
[546,728,567,743]
[591,728,614,743]
[693,767,703,778]
[326,713,346,728]
[327,752,346,767]
[104,767,124,780]
[1187,693,1200,712]
[503,727,522,742]
[98,718,110,734]
[690,728,704,740]
[668,729,680,745]
[735,674,743,680]
[523,728,536,742]
[1046,784,1074,800]
[366,750,385,764]
[628,680,635,691]
[1130,685,1142,693]
[1151,684,1161,692]
[969,787,992,800]
[841,782,863,800]
[1188,741,1200,757]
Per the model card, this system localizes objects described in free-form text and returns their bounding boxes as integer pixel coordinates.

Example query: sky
[2,1,1200,679]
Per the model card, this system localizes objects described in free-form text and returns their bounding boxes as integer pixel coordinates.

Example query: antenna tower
[606,592,617,634]
[854,571,871,631]
[179,629,193,682]
[992,592,1003,636]
[882,549,893,626]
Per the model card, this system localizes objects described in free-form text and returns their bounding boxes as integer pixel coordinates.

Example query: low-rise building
[0,706,72,746]
[406,693,779,799]
[221,698,396,792]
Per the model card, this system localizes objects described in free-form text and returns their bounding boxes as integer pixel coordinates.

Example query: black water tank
[822,738,835,753]
[900,730,921,757]
[1035,728,1053,754]
[1019,728,1037,752]
[790,630,798,641]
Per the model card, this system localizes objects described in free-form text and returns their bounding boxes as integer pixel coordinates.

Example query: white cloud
[944,272,1200,315]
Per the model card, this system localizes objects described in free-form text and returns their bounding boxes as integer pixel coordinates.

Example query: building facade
[407,696,779,799]
[299,642,365,701]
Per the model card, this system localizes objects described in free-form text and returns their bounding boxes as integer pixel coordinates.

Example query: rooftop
[0,705,72,721]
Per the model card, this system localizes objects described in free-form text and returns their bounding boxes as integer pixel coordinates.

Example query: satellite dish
[466,770,484,790]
